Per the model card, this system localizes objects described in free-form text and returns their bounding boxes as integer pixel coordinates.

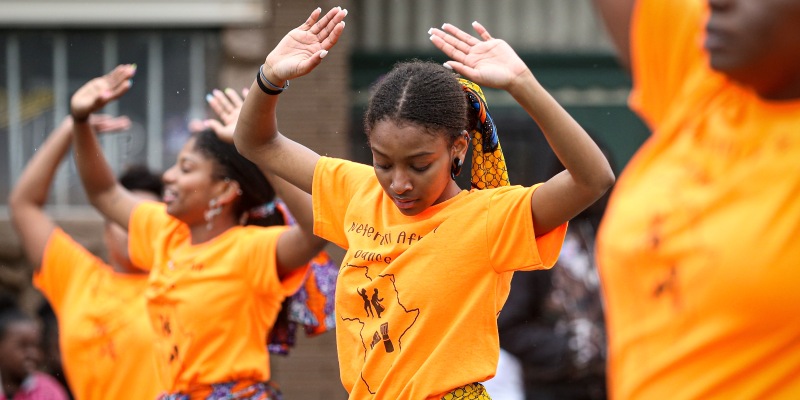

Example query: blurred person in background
[591,0,800,398]
[9,114,164,400]
[0,293,68,400]
[69,63,329,400]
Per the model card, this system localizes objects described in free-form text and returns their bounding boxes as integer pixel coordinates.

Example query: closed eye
[411,164,430,172]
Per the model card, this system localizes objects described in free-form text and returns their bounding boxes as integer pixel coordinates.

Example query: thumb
[204,119,226,135]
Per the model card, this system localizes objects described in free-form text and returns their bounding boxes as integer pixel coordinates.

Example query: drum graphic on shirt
[341,264,419,394]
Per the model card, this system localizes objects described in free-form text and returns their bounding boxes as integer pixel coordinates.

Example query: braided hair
[364,60,469,144]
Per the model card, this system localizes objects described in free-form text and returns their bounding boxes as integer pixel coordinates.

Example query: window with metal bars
[0,30,220,207]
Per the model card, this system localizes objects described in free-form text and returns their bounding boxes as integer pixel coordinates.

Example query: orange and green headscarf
[460,78,510,190]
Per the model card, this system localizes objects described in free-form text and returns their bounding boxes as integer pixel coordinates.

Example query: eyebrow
[371,147,436,159]
[178,154,198,165]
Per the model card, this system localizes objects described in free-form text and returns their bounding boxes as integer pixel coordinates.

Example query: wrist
[71,113,90,124]
[256,64,289,95]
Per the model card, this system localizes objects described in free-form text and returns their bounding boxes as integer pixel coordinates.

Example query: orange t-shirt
[313,157,567,399]
[33,228,161,400]
[597,0,800,399]
[128,202,308,395]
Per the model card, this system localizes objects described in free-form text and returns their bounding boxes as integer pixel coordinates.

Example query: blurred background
[0,0,648,398]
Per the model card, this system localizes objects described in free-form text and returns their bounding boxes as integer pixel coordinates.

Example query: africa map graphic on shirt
[340,264,419,394]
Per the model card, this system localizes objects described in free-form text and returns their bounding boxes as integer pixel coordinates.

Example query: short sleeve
[629,0,707,129]
[33,228,105,314]
[241,225,308,296]
[487,185,567,273]
[128,201,177,271]
[312,157,375,248]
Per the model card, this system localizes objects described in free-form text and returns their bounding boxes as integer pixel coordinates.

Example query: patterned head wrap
[460,78,510,189]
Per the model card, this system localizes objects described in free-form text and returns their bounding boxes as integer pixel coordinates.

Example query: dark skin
[591,0,800,100]
[0,320,41,397]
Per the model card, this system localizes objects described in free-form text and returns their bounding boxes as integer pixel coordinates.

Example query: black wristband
[71,113,89,123]
[256,65,289,95]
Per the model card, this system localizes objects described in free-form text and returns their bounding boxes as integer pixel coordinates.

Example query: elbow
[585,167,615,205]
[7,191,31,222]
[232,127,253,160]
[598,166,616,194]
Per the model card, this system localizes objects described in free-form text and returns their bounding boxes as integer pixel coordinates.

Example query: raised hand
[200,87,250,143]
[70,64,136,121]
[262,7,348,83]
[429,22,529,90]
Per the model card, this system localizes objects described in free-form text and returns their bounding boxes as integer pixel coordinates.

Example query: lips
[162,188,177,203]
[392,197,417,210]
[704,25,729,51]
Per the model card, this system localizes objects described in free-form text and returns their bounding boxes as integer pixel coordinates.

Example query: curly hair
[192,129,285,227]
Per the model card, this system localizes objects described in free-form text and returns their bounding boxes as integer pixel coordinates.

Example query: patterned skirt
[441,383,492,399]
[158,381,281,400]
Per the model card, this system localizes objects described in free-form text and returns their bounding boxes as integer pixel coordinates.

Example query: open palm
[70,64,136,120]
[264,7,347,81]
[430,22,529,90]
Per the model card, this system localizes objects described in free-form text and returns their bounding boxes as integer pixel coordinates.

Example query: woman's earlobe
[451,157,463,180]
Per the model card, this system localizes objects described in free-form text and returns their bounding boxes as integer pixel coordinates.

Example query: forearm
[234,71,318,194]
[510,72,614,192]
[8,118,76,269]
[266,172,315,235]
[9,118,73,210]
[71,119,137,228]
[234,76,281,164]
[72,120,118,201]
[275,226,328,277]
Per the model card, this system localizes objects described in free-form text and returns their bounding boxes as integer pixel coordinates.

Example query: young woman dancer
[9,113,164,400]
[235,7,614,399]
[68,66,328,399]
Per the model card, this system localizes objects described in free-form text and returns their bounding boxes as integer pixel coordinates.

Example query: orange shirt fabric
[312,157,567,399]
[33,228,161,400]
[128,202,308,395]
[596,0,800,399]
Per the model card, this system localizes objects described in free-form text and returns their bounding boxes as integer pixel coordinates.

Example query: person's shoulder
[466,184,533,198]
[320,156,373,173]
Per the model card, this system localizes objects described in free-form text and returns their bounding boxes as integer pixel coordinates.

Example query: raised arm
[234,6,348,194]
[429,22,615,236]
[9,115,131,269]
[204,86,327,276]
[70,64,142,229]
[590,0,636,70]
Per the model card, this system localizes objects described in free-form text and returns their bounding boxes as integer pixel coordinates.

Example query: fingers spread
[212,89,234,113]
[224,88,244,106]
[470,21,493,41]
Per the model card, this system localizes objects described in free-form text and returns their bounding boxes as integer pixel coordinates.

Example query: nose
[162,165,177,183]
[390,171,412,194]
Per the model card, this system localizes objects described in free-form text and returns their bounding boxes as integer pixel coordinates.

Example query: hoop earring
[204,198,222,231]
[450,158,463,180]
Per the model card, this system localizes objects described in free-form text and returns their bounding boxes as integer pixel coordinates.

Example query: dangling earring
[451,157,463,180]
[204,198,222,231]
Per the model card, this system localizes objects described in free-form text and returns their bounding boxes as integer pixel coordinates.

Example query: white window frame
[1,0,268,27]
